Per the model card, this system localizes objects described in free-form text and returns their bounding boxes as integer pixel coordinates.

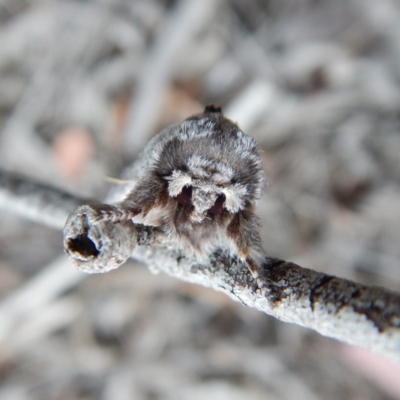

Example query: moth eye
[208,194,226,214]
[176,186,192,207]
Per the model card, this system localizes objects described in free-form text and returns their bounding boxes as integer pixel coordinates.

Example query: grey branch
[0,169,90,229]
[1,168,399,363]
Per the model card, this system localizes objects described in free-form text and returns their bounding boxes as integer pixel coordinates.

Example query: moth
[64,105,267,283]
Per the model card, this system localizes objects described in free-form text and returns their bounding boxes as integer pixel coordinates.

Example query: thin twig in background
[122,0,221,155]
[0,256,83,356]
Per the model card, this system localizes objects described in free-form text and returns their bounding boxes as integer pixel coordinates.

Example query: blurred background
[0,0,400,399]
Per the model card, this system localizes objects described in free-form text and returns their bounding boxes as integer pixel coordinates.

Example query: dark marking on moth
[176,186,193,207]
[208,194,226,214]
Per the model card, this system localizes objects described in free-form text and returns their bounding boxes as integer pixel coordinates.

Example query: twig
[0,256,83,346]
[122,0,221,155]
[1,296,81,361]
[0,168,90,229]
[0,169,399,362]
[224,80,278,132]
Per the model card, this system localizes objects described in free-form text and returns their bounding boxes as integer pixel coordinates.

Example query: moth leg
[227,211,266,287]
[66,172,167,229]
[119,174,169,217]
[70,203,141,227]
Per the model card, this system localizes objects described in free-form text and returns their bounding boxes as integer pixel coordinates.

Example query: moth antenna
[104,176,138,185]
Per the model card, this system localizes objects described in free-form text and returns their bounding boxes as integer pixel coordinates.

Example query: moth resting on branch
[64,106,267,286]
[61,107,400,363]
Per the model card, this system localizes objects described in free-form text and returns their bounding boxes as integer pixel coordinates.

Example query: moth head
[155,106,265,223]
[166,162,251,223]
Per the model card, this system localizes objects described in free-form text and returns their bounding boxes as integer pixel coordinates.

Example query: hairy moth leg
[227,211,266,286]
[71,203,141,226]
[64,172,168,237]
